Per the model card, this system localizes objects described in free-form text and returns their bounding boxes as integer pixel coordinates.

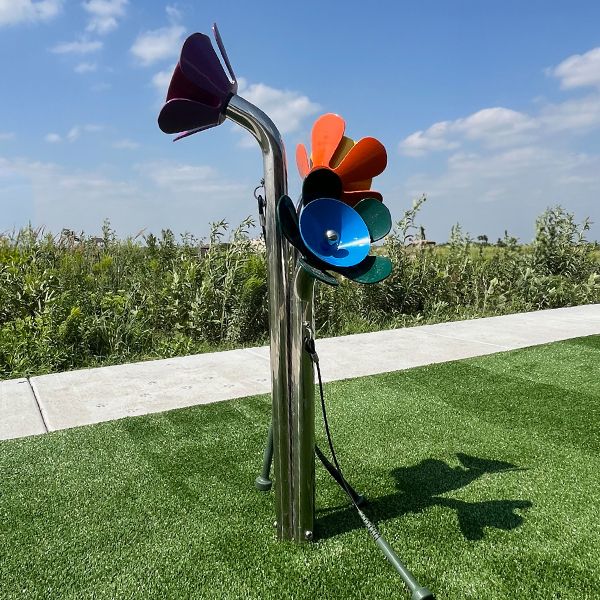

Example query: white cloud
[539,94,600,132]
[130,25,184,66]
[400,123,460,157]
[44,133,62,143]
[0,155,258,238]
[401,143,600,241]
[0,132,15,141]
[67,127,80,142]
[394,46,600,242]
[136,162,245,195]
[152,69,173,94]
[82,0,127,35]
[400,97,600,157]
[51,38,103,54]
[74,61,97,73]
[400,107,537,156]
[165,4,181,22]
[0,0,62,26]
[44,125,102,144]
[113,139,139,150]
[237,80,320,135]
[550,47,600,90]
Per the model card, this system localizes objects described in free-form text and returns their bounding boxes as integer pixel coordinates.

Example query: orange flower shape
[296,113,387,206]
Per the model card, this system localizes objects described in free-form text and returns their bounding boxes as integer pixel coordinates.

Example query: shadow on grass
[316,453,532,541]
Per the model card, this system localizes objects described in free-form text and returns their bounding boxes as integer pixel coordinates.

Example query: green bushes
[1,203,599,379]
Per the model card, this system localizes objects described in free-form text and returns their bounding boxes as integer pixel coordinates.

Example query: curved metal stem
[226,95,315,541]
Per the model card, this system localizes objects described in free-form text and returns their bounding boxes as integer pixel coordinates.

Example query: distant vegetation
[1,200,599,380]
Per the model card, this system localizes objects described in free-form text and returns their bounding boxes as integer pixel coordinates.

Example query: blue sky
[1,0,600,242]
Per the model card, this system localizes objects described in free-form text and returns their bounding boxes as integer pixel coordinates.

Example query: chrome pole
[225,94,315,541]
[290,265,316,541]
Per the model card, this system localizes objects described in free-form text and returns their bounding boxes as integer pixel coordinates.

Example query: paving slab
[31,348,270,432]
[418,304,600,349]
[315,327,508,382]
[0,378,46,440]
[3,303,599,438]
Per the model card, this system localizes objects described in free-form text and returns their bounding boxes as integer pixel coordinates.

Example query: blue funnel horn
[299,198,370,268]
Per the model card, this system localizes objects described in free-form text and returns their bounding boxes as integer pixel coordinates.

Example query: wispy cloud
[0,156,253,237]
[51,38,103,54]
[0,132,16,141]
[399,95,600,158]
[549,47,600,90]
[74,61,97,74]
[131,25,184,66]
[44,133,62,143]
[399,107,538,157]
[113,139,139,150]
[44,125,103,144]
[82,0,128,35]
[136,161,245,196]
[396,46,600,241]
[236,78,320,137]
[152,69,173,95]
[0,0,63,26]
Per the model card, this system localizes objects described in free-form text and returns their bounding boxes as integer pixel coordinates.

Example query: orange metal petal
[330,136,354,168]
[296,143,310,179]
[345,178,372,191]
[311,113,346,168]
[334,137,387,186]
[341,190,383,207]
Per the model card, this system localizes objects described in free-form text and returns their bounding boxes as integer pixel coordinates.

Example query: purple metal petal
[158,98,224,134]
[157,27,237,138]
[173,127,207,142]
[179,33,234,101]
[166,64,219,106]
[212,22,237,94]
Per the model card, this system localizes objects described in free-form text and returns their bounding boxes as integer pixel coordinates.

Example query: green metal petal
[298,256,339,286]
[353,198,392,242]
[336,255,392,284]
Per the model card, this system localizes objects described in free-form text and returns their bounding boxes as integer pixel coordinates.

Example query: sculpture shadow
[316,452,532,541]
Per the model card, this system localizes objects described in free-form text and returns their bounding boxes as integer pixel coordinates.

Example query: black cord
[308,337,382,540]
[307,336,436,599]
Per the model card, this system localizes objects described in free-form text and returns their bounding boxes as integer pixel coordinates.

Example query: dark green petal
[336,255,392,284]
[298,257,339,286]
[353,198,392,242]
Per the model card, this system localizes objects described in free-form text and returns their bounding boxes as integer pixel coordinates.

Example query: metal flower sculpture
[278,114,393,286]
[156,25,436,598]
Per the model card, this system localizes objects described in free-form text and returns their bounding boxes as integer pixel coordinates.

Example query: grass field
[1,336,599,599]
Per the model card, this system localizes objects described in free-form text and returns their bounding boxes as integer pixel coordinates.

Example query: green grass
[1,336,599,599]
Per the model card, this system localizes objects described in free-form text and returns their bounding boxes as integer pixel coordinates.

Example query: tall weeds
[1,201,598,379]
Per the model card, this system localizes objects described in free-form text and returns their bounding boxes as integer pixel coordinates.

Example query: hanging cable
[254,178,267,241]
[304,335,436,600]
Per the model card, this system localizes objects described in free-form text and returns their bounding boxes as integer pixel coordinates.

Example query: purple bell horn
[158,23,237,137]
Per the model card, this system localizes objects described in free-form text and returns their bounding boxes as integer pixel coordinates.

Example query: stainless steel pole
[289,266,316,541]
[225,94,315,541]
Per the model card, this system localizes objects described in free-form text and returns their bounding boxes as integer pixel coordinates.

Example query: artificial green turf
[1,336,599,599]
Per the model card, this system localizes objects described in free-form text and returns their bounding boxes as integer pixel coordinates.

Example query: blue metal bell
[299,198,371,268]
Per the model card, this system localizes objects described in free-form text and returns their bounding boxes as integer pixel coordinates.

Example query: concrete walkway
[1,304,599,441]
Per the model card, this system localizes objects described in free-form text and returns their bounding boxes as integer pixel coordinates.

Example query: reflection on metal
[225,94,301,540]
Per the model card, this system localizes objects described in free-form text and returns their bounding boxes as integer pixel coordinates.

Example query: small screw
[304,530,313,541]
[325,229,339,245]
